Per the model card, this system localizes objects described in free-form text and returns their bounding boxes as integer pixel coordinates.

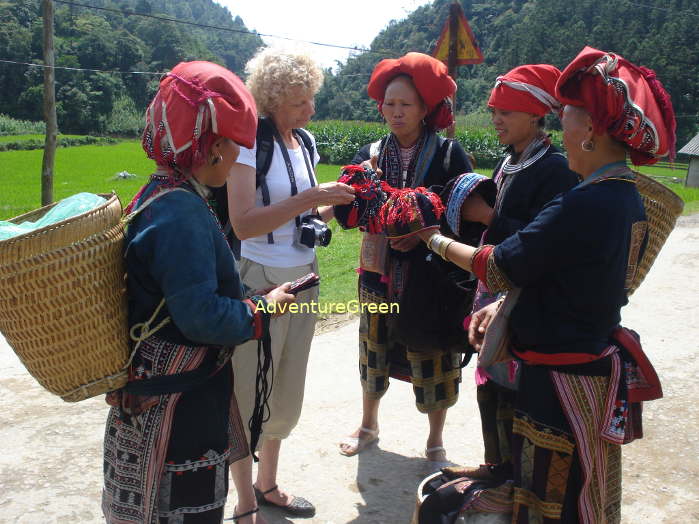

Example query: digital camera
[296,215,332,248]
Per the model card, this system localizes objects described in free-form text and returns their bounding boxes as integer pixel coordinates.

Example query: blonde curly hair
[245,47,324,116]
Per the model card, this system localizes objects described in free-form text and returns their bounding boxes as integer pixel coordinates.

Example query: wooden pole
[446,2,459,139]
[41,0,57,206]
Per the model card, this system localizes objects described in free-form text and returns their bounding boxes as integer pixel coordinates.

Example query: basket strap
[125,298,171,369]
[121,187,191,225]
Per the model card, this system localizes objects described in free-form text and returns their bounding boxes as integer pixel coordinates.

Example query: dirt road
[1,216,697,523]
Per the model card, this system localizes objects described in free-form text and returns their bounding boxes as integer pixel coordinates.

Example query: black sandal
[254,484,316,517]
[225,505,259,522]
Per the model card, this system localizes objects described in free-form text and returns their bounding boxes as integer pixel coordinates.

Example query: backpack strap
[256,118,275,245]
[294,127,316,174]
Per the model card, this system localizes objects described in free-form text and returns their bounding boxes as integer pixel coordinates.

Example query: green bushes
[105,96,145,137]
[0,135,119,152]
[0,114,46,135]
[307,120,563,169]
[307,121,386,165]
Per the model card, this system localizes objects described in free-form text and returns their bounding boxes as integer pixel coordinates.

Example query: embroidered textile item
[442,173,497,237]
[368,52,456,131]
[358,305,461,413]
[556,46,677,165]
[380,187,444,239]
[142,61,257,172]
[488,64,562,116]
[102,336,247,524]
[377,131,439,189]
[510,363,622,523]
[485,251,512,294]
[334,165,393,233]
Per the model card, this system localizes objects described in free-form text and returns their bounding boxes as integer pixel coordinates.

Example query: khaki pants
[233,257,319,443]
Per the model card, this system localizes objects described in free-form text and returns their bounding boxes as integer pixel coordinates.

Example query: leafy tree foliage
[315,0,698,147]
[0,0,695,146]
[0,0,262,134]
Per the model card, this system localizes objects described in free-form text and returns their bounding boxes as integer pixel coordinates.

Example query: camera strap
[271,126,316,230]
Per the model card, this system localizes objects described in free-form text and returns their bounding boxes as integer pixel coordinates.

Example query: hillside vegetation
[0,0,696,146]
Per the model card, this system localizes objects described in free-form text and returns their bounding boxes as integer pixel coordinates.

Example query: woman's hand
[468,300,501,351]
[263,283,296,317]
[461,192,494,226]
[313,182,356,206]
[361,155,383,178]
[390,234,421,252]
[417,229,438,243]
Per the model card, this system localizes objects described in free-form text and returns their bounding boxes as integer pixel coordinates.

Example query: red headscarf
[367,52,456,131]
[556,46,677,165]
[142,61,257,171]
[488,64,562,116]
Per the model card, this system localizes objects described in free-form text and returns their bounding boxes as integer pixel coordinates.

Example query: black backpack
[211,117,315,259]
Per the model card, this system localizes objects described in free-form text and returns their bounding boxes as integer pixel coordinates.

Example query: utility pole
[446,2,459,139]
[41,0,57,206]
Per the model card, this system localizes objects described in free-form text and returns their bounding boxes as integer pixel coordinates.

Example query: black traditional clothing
[352,132,472,412]
[103,179,266,524]
[469,164,648,522]
[474,140,579,467]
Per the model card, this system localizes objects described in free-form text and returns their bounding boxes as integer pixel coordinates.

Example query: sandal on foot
[425,446,448,462]
[254,485,316,518]
[225,505,259,522]
[339,426,379,457]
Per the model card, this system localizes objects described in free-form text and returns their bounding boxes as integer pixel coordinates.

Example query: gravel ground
[1,217,697,523]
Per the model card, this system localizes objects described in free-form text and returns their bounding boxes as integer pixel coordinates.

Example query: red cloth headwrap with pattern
[488,64,562,116]
[142,61,257,171]
[556,46,677,165]
[367,52,456,131]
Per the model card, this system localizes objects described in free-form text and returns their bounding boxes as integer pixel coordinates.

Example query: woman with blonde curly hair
[226,48,354,519]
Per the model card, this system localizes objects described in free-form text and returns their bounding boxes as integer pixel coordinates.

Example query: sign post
[432,2,484,137]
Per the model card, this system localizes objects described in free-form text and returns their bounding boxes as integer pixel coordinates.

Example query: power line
[54,0,391,56]
[0,58,164,75]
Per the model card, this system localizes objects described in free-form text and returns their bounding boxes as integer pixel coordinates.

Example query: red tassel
[348,206,359,228]
[638,66,677,161]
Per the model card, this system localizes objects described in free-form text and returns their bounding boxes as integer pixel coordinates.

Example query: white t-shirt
[236,131,320,268]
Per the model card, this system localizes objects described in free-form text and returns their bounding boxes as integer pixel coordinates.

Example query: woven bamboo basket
[0,193,129,402]
[630,172,685,294]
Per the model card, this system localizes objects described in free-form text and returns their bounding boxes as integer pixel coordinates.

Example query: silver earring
[581,140,595,152]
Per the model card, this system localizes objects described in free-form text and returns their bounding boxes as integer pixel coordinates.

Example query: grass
[0,141,153,219]
[0,141,361,308]
[2,141,698,309]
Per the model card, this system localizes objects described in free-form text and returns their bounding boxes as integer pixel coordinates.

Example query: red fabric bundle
[488,64,562,116]
[142,61,257,171]
[367,52,456,131]
[380,187,444,239]
[556,46,677,165]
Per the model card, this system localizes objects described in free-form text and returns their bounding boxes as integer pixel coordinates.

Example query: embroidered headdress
[142,61,257,171]
[488,64,562,116]
[556,46,676,165]
[367,52,456,131]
